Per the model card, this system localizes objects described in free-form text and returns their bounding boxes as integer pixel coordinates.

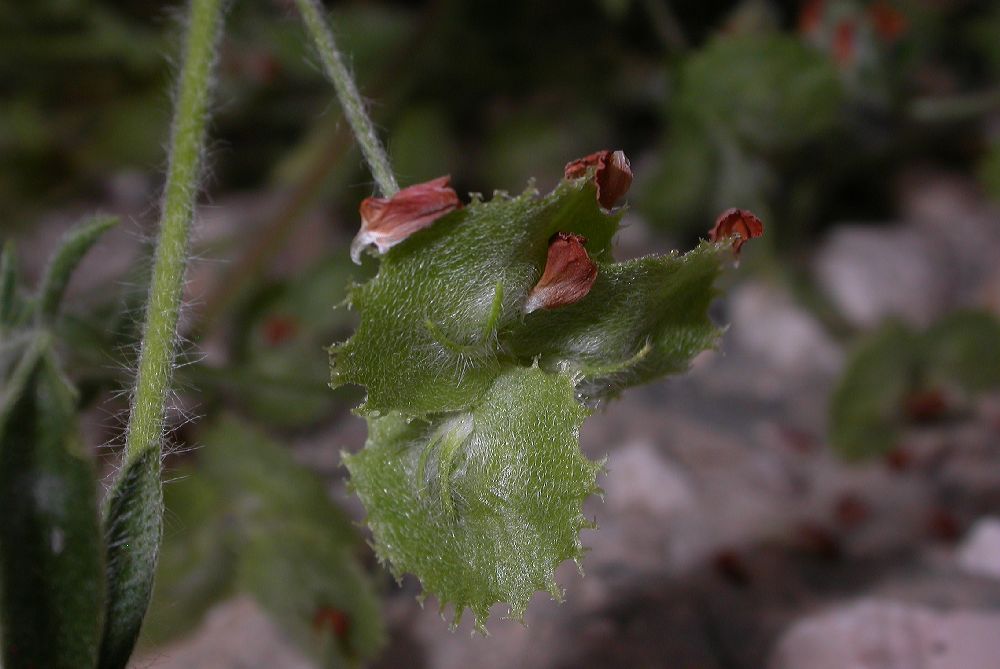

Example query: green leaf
[980,141,1000,201]
[332,179,620,416]
[99,447,162,669]
[678,34,842,151]
[143,418,383,665]
[925,311,1000,391]
[0,341,104,669]
[139,473,234,647]
[511,242,722,401]
[639,114,716,232]
[829,322,920,460]
[830,311,1000,460]
[0,242,18,328]
[36,215,118,325]
[335,175,731,625]
[345,366,600,628]
[237,524,383,666]
[224,256,364,428]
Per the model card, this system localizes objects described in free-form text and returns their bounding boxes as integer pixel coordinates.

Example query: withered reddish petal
[709,208,764,257]
[351,175,460,263]
[564,151,608,180]
[524,232,598,313]
[596,150,633,209]
[564,149,633,209]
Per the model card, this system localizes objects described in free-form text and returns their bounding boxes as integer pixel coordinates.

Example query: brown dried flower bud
[564,150,633,209]
[524,232,598,313]
[351,176,461,264]
[709,208,764,257]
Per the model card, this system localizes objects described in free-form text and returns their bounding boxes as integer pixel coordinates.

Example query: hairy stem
[294,0,399,197]
[99,1,224,664]
[122,0,222,469]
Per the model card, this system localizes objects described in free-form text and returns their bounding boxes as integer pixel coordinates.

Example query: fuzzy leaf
[99,447,162,669]
[335,174,735,625]
[511,243,723,401]
[345,366,600,627]
[0,341,104,669]
[36,216,118,325]
[331,179,620,416]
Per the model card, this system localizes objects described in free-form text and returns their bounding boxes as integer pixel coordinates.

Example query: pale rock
[770,599,1000,669]
[815,225,952,328]
[957,517,1000,581]
[729,281,843,375]
[137,596,313,669]
[603,441,697,518]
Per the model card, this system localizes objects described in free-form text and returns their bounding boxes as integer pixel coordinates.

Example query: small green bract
[333,171,735,629]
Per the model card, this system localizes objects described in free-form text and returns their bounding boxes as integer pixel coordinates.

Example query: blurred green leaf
[223,256,363,428]
[925,311,1000,392]
[678,33,843,152]
[141,470,233,647]
[979,141,1000,202]
[389,105,458,185]
[0,339,104,669]
[143,418,383,665]
[36,215,118,325]
[640,113,715,229]
[830,311,1000,460]
[0,243,19,328]
[830,322,919,460]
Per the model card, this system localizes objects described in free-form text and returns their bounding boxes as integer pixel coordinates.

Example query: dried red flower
[564,150,633,209]
[524,232,598,313]
[709,208,764,257]
[350,176,461,263]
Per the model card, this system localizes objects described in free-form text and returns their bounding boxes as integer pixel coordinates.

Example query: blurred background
[3,0,1000,666]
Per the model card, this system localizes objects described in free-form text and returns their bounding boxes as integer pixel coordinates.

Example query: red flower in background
[868,1,907,42]
[833,19,858,66]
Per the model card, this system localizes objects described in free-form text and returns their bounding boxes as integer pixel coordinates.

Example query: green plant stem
[99,2,225,665]
[122,0,222,470]
[294,0,399,197]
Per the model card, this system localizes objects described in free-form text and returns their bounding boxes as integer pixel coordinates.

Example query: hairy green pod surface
[0,346,104,669]
[334,175,732,626]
